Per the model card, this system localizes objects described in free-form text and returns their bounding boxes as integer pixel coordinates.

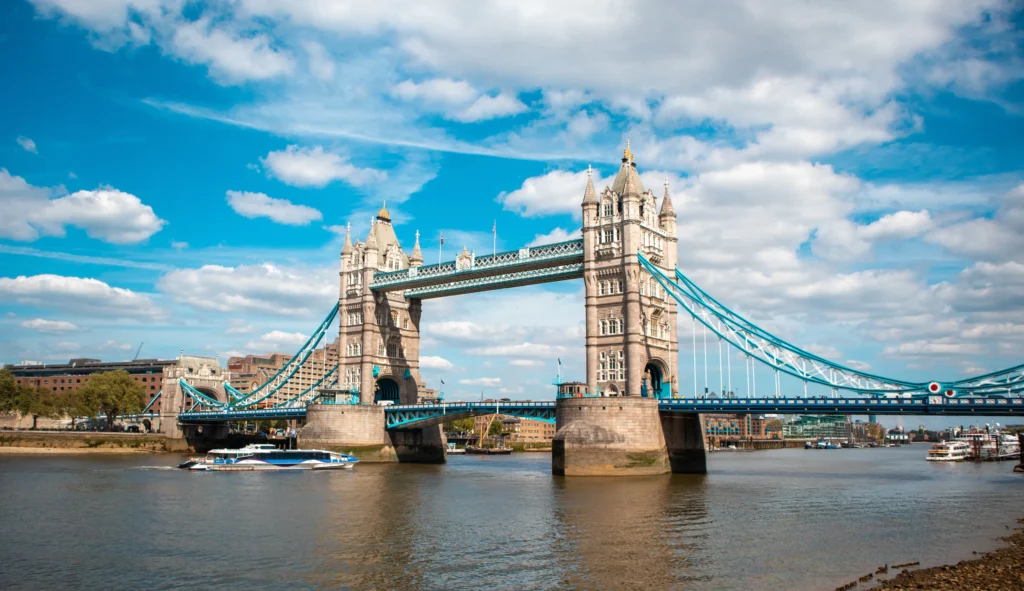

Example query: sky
[1,1,1023,424]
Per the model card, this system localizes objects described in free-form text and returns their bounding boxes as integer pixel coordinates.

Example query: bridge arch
[375,377,401,404]
[643,358,670,399]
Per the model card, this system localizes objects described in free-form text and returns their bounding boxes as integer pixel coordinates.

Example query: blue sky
[1,1,1023,423]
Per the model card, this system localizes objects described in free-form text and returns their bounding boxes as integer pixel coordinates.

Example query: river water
[0,445,1020,590]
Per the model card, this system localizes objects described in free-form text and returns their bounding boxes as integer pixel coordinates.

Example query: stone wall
[660,412,707,474]
[552,397,670,476]
[0,431,180,451]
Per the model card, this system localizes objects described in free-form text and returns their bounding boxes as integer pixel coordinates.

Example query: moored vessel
[178,443,358,471]
[465,445,513,455]
[926,441,970,462]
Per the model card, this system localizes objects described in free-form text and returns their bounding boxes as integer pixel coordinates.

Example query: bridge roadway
[176,395,1024,427]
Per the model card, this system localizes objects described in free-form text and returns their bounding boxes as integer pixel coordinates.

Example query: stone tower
[337,204,423,404]
[581,142,679,398]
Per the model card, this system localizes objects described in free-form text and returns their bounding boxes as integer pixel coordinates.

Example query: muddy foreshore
[832,518,1024,591]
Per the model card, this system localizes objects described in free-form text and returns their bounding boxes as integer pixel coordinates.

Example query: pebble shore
[856,519,1024,591]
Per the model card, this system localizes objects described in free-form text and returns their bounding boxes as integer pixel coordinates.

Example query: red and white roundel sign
[944,389,956,398]
[928,382,941,394]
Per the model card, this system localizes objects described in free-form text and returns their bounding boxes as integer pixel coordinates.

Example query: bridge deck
[369,239,583,295]
[176,396,1024,426]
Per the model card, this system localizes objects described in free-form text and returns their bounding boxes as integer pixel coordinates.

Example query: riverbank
[0,431,181,452]
[0,446,157,454]
[831,518,1024,591]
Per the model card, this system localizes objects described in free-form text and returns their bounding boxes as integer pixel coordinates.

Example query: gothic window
[387,340,399,358]
[602,201,613,217]
[599,319,607,335]
[616,280,623,293]
[598,281,605,296]
[598,352,607,381]
[377,341,386,356]
[389,311,398,327]
[376,312,386,325]
[613,227,620,242]
[640,279,646,296]
[403,317,410,330]
[617,351,625,380]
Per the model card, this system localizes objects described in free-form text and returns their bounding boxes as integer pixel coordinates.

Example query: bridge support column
[660,412,707,474]
[552,397,669,476]
[298,404,446,463]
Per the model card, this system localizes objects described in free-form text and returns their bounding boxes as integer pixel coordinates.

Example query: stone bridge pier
[158,355,228,442]
[552,397,706,476]
[298,404,446,463]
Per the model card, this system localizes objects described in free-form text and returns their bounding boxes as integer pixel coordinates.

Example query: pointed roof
[365,221,378,250]
[410,230,423,264]
[659,179,675,217]
[341,223,353,255]
[582,165,597,205]
[377,200,391,222]
[610,140,644,196]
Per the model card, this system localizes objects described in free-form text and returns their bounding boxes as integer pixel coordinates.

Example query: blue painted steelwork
[371,239,583,293]
[141,391,162,413]
[403,263,584,299]
[658,396,1024,416]
[231,304,340,409]
[179,407,308,423]
[177,395,1024,425]
[639,255,1024,397]
[384,401,556,429]
[179,379,226,410]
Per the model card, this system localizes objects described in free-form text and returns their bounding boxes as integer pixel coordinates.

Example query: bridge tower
[555,143,705,476]
[582,141,679,399]
[337,204,424,405]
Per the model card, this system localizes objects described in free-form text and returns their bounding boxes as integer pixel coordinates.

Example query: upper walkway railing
[370,239,584,293]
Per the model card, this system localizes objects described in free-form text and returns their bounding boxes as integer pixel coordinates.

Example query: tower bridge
[166,144,1024,475]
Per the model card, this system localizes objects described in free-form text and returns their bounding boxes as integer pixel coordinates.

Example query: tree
[487,417,504,437]
[0,369,17,414]
[444,417,476,434]
[15,386,61,430]
[79,370,144,431]
[53,389,88,430]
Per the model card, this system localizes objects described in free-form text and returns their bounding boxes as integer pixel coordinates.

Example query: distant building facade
[471,413,556,443]
[782,415,853,439]
[227,338,339,406]
[6,358,175,413]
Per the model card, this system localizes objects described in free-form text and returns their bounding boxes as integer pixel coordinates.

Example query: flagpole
[492,220,496,257]
[439,232,443,265]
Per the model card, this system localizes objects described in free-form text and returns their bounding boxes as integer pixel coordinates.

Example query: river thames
[0,445,1020,590]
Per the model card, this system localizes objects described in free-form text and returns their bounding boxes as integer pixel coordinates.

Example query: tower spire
[582,164,597,205]
[659,178,675,217]
[341,222,353,255]
[410,229,424,266]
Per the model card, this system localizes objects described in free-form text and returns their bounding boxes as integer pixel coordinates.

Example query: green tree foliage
[0,369,16,413]
[444,417,476,433]
[16,386,61,429]
[487,417,504,437]
[53,389,89,429]
[79,370,144,431]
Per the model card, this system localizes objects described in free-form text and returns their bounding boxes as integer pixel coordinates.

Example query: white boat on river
[178,443,358,471]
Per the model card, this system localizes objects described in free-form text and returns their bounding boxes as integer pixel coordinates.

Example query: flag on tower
[439,231,444,246]
[557,358,562,365]
[492,220,496,234]
[440,378,445,385]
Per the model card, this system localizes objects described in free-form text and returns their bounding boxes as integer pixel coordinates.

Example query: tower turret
[410,230,424,267]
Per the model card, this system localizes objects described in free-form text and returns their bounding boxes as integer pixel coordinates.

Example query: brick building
[6,358,175,413]
[227,338,339,406]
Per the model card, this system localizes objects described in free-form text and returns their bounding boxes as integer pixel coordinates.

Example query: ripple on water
[0,446,1020,591]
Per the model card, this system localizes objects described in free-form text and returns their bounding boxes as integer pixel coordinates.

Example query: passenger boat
[446,442,466,455]
[926,441,970,462]
[177,443,358,471]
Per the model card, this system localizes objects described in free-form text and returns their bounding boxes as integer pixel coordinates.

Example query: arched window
[617,351,625,380]
[598,352,607,381]
[377,341,386,356]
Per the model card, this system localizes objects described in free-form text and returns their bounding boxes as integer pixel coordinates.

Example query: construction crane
[133,342,144,361]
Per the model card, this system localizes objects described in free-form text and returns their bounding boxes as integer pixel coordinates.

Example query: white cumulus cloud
[0,169,165,244]
[158,263,334,316]
[260,145,386,188]
[16,136,38,154]
[419,355,453,369]
[20,318,79,333]
[0,274,161,318]
[226,190,322,226]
